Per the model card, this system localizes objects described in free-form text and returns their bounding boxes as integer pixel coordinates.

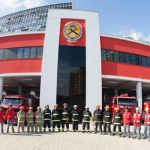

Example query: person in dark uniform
[71,105,80,132]
[93,104,103,134]
[112,107,123,137]
[43,104,51,132]
[61,103,70,132]
[52,104,61,132]
[103,105,112,135]
[82,106,92,133]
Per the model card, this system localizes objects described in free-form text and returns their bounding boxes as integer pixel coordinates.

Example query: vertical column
[18,86,22,95]
[136,81,142,113]
[115,89,118,96]
[0,77,4,104]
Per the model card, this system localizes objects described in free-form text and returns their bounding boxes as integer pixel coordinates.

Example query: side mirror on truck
[113,99,117,105]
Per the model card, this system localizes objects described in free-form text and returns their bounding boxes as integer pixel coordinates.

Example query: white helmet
[85,106,89,109]
[73,105,78,108]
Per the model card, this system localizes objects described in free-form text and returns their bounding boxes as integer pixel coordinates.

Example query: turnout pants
[113,125,122,134]
[82,122,90,131]
[35,122,42,132]
[72,121,78,131]
[123,124,130,137]
[94,122,103,132]
[18,122,24,132]
[27,122,34,132]
[7,120,14,133]
[133,126,141,139]
[144,125,150,139]
[0,122,4,133]
[53,121,60,131]
[43,120,51,131]
[62,120,69,131]
[103,123,111,133]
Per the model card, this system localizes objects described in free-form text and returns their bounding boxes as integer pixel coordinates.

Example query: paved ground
[0,124,149,150]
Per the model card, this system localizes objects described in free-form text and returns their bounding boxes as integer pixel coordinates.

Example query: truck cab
[2,95,29,123]
[110,94,137,123]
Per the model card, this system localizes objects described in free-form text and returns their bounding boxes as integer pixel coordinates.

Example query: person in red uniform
[143,107,150,141]
[6,104,15,133]
[0,106,5,134]
[133,107,143,140]
[123,107,132,138]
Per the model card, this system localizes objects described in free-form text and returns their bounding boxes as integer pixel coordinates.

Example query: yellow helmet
[37,106,41,109]
[54,104,58,107]
[115,107,119,110]
[29,107,33,110]
[145,107,149,111]
[136,107,140,111]
[20,106,24,109]
[45,104,49,107]
[105,105,110,109]
[96,104,100,107]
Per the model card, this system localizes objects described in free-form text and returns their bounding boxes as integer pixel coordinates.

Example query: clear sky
[0,0,149,41]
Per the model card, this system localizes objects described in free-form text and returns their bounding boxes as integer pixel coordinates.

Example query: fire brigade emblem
[63,21,83,42]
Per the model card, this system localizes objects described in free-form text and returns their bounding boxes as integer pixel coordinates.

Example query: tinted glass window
[30,47,37,58]
[131,54,136,64]
[114,51,120,62]
[4,49,11,60]
[106,50,113,61]
[17,48,24,58]
[120,52,126,63]
[37,47,43,58]
[142,56,147,66]
[136,55,142,65]
[10,48,18,59]
[125,53,132,64]
[23,47,30,58]
[101,49,107,60]
[147,57,150,67]
[0,49,5,60]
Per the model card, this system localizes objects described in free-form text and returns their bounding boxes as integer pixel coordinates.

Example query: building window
[37,47,43,58]
[125,53,132,64]
[10,48,18,59]
[30,47,37,58]
[101,49,107,60]
[17,48,24,58]
[23,47,30,58]
[114,51,120,62]
[131,54,136,64]
[147,57,150,67]
[142,56,147,67]
[120,52,126,63]
[135,55,142,65]
[106,50,113,61]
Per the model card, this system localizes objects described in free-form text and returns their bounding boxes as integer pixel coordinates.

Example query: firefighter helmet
[73,105,78,108]
[63,103,68,106]
[29,107,33,110]
[145,107,149,111]
[20,106,24,109]
[37,106,41,109]
[105,105,109,109]
[85,106,89,109]
[54,104,58,107]
[45,104,49,107]
[115,107,119,110]
[136,107,140,111]
[96,104,100,107]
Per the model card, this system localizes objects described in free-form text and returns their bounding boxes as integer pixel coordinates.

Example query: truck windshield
[3,98,22,105]
[118,98,137,106]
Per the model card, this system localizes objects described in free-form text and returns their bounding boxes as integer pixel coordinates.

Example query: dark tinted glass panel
[131,54,136,64]
[57,46,86,110]
[114,51,120,62]
[142,56,147,66]
[30,47,37,58]
[101,49,107,60]
[125,53,132,64]
[37,47,43,58]
[136,55,142,65]
[23,47,30,58]
[120,52,126,63]
[147,57,150,67]
[10,48,18,59]
[17,48,24,58]
[4,49,11,60]
[106,50,113,61]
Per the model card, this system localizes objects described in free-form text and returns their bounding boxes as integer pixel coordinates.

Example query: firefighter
[143,107,150,141]
[17,106,25,133]
[6,104,15,133]
[26,107,34,132]
[71,105,80,132]
[43,104,51,132]
[103,105,112,135]
[122,107,132,138]
[133,107,143,140]
[52,104,61,132]
[93,104,103,134]
[112,107,123,136]
[82,106,92,133]
[0,106,5,134]
[61,103,70,132]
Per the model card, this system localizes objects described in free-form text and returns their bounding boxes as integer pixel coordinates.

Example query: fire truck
[110,94,137,123]
[2,95,30,123]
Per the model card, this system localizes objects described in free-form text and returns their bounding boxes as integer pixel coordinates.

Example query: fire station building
[0,3,150,112]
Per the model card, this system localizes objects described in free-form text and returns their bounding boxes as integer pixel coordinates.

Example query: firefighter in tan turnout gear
[35,106,43,132]
[26,107,34,132]
[17,106,25,133]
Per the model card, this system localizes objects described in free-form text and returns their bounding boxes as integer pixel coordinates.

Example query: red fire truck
[110,94,137,123]
[2,95,30,123]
